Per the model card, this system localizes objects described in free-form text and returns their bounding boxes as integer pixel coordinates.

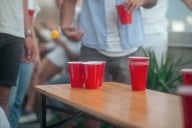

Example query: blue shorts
[0,33,23,87]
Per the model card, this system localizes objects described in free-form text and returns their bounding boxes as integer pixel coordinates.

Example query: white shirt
[0,0,24,37]
[98,0,137,57]
[141,0,168,34]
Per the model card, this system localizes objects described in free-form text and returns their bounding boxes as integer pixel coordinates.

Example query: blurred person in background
[19,0,82,124]
[0,0,37,115]
[0,0,37,127]
[61,0,157,127]
[141,0,168,66]
[8,0,40,127]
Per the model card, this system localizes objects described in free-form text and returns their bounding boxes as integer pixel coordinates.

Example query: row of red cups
[67,61,106,89]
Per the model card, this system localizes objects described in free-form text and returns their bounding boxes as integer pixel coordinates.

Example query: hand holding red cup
[116,4,132,25]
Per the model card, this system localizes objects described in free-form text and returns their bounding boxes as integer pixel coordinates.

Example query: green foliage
[144,50,192,93]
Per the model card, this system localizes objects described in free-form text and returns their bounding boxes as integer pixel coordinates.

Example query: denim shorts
[0,33,23,87]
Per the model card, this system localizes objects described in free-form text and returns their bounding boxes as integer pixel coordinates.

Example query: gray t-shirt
[0,0,24,38]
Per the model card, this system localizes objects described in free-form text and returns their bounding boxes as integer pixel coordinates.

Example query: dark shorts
[0,33,23,87]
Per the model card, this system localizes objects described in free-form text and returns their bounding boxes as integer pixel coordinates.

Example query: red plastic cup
[181,69,192,86]
[67,62,84,88]
[86,61,106,87]
[28,9,35,18]
[116,4,132,25]
[177,86,192,128]
[82,62,104,89]
[128,57,149,91]
[128,56,149,62]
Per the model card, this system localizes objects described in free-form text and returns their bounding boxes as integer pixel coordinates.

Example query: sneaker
[19,111,38,124]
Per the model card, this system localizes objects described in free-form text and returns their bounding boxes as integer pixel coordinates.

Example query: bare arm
[182,0,192,10]
[124,0,157,12]
[60,0,83,41]
[22,0,38,63]
[60,0,76,28]
[23,0,31,32]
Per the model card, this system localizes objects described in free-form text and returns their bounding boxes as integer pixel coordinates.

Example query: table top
[35,82,183,128]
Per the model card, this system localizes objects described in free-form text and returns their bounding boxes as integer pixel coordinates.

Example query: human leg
[0,34,23,114]
[8,62,34,128]
[22,58,61,115]
[22,47,65,122]
[47,73,70,84]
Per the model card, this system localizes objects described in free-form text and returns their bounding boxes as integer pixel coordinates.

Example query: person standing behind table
[141,0,168,66]
[61,0,157,127]
[0,0,37,115]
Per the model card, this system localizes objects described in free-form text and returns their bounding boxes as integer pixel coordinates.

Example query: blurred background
[35,0,192,68]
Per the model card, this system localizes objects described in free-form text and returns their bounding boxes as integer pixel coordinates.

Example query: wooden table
[35,82,183,128]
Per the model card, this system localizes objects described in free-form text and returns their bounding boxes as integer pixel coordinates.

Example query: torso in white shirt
[98,0,137,57]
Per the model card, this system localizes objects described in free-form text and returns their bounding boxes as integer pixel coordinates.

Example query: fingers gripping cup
[67,62,84,88]
[128,57,149,91]
[181,68,192,86]
[177,86,192,128]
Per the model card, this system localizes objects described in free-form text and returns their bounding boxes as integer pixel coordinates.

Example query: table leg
[41,95,46,128]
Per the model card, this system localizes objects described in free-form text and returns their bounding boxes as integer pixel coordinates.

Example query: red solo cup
[128,56,149,62]
[86,61,106,87]
[116,4,132,25]
[67,62,84,88]
[28,9,35,18]
[181,69,192,86]
[177,86,192,128]
[128,61,149,91]
[82,62,103,89]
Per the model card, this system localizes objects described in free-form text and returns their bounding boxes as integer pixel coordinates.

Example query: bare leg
[0,86,10,114]
[25,57,62,114]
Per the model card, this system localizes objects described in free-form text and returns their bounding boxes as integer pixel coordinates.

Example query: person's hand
[124,0,145,12]
[22,36,37,63]
[61,27,84,42]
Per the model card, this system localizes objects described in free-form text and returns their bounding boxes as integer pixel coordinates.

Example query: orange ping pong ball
[51,30,59,39]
